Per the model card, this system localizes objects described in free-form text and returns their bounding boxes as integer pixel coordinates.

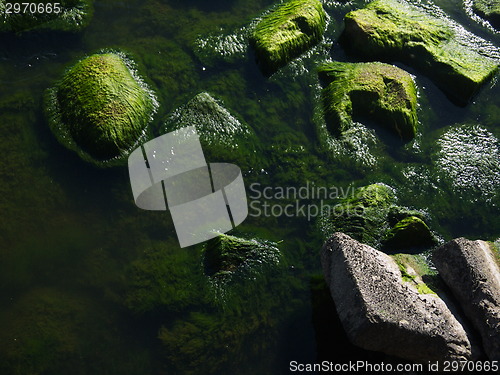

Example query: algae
[250,0,327,74]
[342,0,498,105]
[473,0,500,29]
[383,216,437,250]
[45,51,158,165]
[0,0,94,33]
[392,253,438,295]
[319,61,418,140]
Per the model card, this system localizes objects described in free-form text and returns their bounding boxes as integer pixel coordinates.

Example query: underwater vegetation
[0,0,94,33]
[45,51,158,165]
[318,61,418,141]
[473,0,500,29]
[319,183,436,250]
[250,0,327,74]
[164,92,261,170]
[341,0,498,105]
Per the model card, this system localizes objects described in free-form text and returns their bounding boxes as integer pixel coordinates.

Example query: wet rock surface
[433,238,500,361]
[341,0,498,105]
[250,0,327,74]
[321,232,472,362]
[473,0,500,29]
[45,51,157,164]
[318,61,418,140]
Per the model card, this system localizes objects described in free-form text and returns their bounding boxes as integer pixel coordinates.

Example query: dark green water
[0,0,498,374]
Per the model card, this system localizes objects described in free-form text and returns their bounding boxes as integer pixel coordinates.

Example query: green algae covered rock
[250,0,327,74]
[319,183,397,247]
[165,92,260,169]
[318,61,418,140]
[0,0,93,33]
[391,253,439,295]
[473,0,500,29]
[342,0,498,105]
[319,183,436,250]
[384,216,437,250]
[203,233,282,282]
[45,51,158,165]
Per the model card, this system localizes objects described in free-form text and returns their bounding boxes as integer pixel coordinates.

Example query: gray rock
[321,232,472,362]
[433,238,500,361]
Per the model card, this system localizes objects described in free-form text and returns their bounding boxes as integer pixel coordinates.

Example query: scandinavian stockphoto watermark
[128,126,248,248]
[248,182,357,221]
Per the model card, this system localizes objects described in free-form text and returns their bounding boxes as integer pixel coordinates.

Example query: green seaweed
[164,92,261,170]
[473,0,500,29]
[0,0,94,33]
[45,51,158,165]
[342,0,498,105]
[318,61,418,141]
[250,0,327,74]
[392,253,437,295]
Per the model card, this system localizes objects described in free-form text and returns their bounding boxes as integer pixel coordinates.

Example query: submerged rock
[319,183,395,247]
[433,238,500,361]
[318,61,418,140]
[321,232,472,362]
[341,0,498,105]
[45,51,157,165]
[165,92,260,168]
[0,0,93,33]
[250,0,327,75]
[203,233,281,282]
[473,0,500,29]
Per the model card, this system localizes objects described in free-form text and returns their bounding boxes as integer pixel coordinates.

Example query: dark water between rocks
[0,0,498,374]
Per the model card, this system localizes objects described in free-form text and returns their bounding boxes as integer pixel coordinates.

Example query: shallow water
[0,0,498,374]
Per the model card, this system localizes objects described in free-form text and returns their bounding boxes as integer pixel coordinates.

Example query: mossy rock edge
[318,61,418,141]
[45,50,158,166]
[250,0,327,75]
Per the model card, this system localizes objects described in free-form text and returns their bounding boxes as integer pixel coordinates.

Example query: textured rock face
[433,238,500,361]
[473,0,500,29]
[46,52,157,163]
[318,61,418,140]
[250,0,326,74]
[321,232,472,362]
[341,0,498,105]
[0,0,94,33]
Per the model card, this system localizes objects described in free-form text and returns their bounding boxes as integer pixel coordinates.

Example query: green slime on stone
[318,61,418,141]
[45,51,158,165]
[250,0,327,74]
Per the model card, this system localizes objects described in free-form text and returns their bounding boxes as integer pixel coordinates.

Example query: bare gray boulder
[433,238,500,361]
[321,232,472,362]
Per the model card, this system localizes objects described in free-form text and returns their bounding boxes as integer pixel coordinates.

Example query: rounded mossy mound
[250,0,327,74]
[473,0,500,29]
[0,0,94,33]
[383,216,437,250]
[45,51,158,165]
[318,61,418,141]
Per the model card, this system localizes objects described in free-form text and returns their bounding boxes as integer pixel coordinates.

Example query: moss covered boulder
[319,183,436,250]
[318,61,418,140]
[250,0,327,74]
[341,0,498,105]
[45,51,158,164]
[383,216,437,250]
[319,183,396,247]
[0,0,93,33]
[473,0,500,29]
[203,233,282,282]
[165,92,260,169]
